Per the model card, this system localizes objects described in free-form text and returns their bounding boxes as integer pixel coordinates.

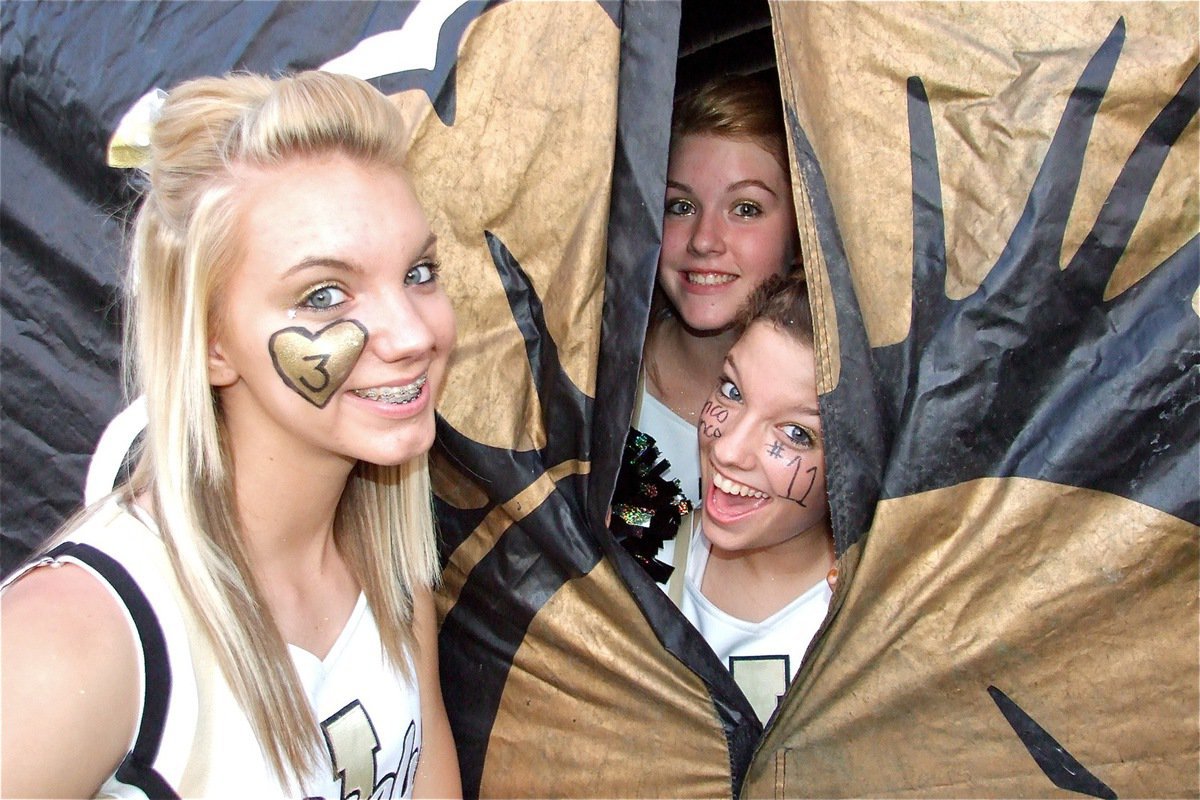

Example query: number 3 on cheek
[268,319,368,408]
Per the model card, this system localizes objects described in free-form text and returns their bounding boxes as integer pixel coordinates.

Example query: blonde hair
[121,71,437,787]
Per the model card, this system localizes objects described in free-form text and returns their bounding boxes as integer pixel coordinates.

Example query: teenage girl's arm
[410,585,462,799]
[1,564,139,798]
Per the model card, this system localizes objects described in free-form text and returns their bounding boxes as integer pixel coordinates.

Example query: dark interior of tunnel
[676,0,775,92]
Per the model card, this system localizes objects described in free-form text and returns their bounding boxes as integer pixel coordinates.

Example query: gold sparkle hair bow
[106,88,167,169]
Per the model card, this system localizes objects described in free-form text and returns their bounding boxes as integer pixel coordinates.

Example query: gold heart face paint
[268,319,368,408]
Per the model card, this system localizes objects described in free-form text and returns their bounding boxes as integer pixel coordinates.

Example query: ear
[207,338,239,388]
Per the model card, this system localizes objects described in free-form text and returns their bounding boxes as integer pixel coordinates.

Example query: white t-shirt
[634,383,701,574]
[680,526,832,725]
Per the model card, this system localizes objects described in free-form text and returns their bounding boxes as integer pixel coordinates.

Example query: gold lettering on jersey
[730,655,790,725]
[323,700,380,798]
[318,701,420,800]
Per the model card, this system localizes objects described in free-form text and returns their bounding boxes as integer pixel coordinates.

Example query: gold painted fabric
[751,3,1199,796]
[403,3,758,796]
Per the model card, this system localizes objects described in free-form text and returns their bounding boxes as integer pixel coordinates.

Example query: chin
[677,308,738,335]
[359,426,436,468]
[699,517,739,551]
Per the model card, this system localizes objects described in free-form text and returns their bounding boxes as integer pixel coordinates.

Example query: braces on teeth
[355,376,426,404]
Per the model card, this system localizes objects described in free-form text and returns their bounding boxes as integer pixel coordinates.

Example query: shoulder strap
[45,542,179,800]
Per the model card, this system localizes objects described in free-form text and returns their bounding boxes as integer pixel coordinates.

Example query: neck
[711,519,834,578]
[703,520,835,622]
[224,432,356,580]
[670,317,739,366]
[646,317,740,420]
[209,408,363,657]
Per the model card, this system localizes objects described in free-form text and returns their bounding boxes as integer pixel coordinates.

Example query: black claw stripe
[841,17,1200,527]
[989,685,1117,799]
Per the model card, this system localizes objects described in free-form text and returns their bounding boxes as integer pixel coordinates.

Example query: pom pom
[610,429,693,582]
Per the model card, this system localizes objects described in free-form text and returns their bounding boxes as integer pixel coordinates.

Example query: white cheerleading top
[680,525,832,725]
[634,382,701,504]
[6,499,423,799]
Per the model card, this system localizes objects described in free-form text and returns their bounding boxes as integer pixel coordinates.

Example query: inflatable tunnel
[2,1,1196,796]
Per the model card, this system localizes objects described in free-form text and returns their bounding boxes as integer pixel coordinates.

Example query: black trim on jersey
[48,542,179,799]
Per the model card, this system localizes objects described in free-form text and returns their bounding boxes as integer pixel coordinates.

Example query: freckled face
[658,134,797,334]
[697,322,828,554]
[207,153,456,469]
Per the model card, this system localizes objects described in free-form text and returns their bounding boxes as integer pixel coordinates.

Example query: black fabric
[793,18,1200,557]
[784,109,889,553]
[434,231,599,793]
[988,685,1117,799]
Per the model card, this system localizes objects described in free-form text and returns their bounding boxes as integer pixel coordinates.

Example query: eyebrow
[666,178,779,199]
[282,233,438,279]
[283,256,362,279]
[725,351,742,377]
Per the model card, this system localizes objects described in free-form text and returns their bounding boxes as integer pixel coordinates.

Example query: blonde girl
[1,71,461,798]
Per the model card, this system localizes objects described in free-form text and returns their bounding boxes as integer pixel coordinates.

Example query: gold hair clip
[106,88,167,169]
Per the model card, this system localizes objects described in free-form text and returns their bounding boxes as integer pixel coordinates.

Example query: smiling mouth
[353,375,427,404]
[712,472,767,499]
[705,470,771,523]
[685,271,736,286]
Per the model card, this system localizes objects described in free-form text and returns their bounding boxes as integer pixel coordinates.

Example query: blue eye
[406,260,440,286]
[718,378,742,402]
[301,284,347,310]
[733,201,762,218]
[781,423,816,448]
[666,197,695,216]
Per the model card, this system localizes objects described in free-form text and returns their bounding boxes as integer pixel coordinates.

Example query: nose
[687,208,725,257]
[709,409,758,473]
[365,290,437,364]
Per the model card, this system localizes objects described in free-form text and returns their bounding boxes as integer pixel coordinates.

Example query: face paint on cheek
[268,319,368,408]
[698,399,728,439]
[766,453,819,507]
